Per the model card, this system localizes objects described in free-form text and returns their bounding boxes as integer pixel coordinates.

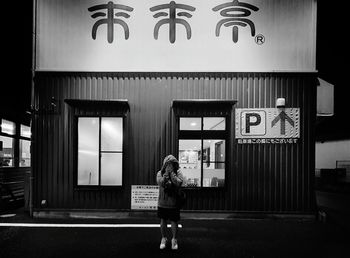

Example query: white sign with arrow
[235,108,300,143]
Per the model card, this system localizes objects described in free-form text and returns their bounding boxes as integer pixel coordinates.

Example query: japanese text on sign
[131,185,159,210]
[235,108,300,144]
[36,0,317,72]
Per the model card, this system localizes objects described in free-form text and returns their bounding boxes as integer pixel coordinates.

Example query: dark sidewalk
[1,206,350,258]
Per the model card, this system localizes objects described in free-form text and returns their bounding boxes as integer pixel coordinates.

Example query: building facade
[32,0,318,216]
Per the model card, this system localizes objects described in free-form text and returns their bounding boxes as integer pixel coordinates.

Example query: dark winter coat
[156,155,184,209]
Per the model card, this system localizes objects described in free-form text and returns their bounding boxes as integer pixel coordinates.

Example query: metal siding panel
[51,78,58,207]
[62,77,68,207]
[56,79,61,207]
[33,72,316,212]
[34,78,42,208]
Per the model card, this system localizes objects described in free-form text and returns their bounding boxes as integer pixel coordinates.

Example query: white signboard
[131,185,159,210]
[36,0,316,72]
[235,108,300,144]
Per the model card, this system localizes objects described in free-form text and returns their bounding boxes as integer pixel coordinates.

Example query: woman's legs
[170,221,179,250]
[159,219,168,250]
[170,221,178,239]
[160,219,167,239]
[161,219,178,239]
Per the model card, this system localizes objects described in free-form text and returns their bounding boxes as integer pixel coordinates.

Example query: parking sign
[241,110,266,136]
[235,108,300,143]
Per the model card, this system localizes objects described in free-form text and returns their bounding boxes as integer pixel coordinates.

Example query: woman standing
[156,154,184,250]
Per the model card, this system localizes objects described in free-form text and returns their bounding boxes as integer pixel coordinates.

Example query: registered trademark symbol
[255,34,265,45]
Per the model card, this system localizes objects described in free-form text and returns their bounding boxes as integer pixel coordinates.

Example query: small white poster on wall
[131,185,159,210]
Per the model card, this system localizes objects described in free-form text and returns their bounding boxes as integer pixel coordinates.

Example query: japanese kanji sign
[235,108,300,144]
[36,0,316,72]
[131,185,159,210]
[88,1,134,43]
[150,1,196,43]
[212,0,259,43]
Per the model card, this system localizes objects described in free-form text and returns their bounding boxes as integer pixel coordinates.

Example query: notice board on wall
[131,185,159,210]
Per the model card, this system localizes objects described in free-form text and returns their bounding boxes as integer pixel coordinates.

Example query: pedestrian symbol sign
[235,108,300,143]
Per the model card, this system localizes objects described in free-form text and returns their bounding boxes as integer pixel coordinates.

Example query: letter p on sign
[241,111,266,136]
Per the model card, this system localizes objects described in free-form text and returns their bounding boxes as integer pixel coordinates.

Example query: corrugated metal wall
[33,72,317,212]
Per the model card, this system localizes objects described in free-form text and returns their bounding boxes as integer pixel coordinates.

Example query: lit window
[101,118,123,185]
[179,117,201,130]
[179,140,202,187]
[178,117,227,188]
[78,117,123,186]
[203,139,225,187]
[0,136,14,167]
[203,117,225,130]
[1,119,16,135]
[20,140,31,167]
[21,125,31,138]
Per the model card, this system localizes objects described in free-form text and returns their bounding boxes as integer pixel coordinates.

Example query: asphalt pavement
[1,207,350,258]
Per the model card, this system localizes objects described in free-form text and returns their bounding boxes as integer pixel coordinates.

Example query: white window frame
[76,116,124,187]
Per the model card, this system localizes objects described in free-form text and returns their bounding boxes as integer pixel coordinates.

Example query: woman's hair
[161,155,180,175]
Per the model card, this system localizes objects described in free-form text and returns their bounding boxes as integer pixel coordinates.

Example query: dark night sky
[316,1,350,141]
[0,2,32,124]
[0,1,349,139]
